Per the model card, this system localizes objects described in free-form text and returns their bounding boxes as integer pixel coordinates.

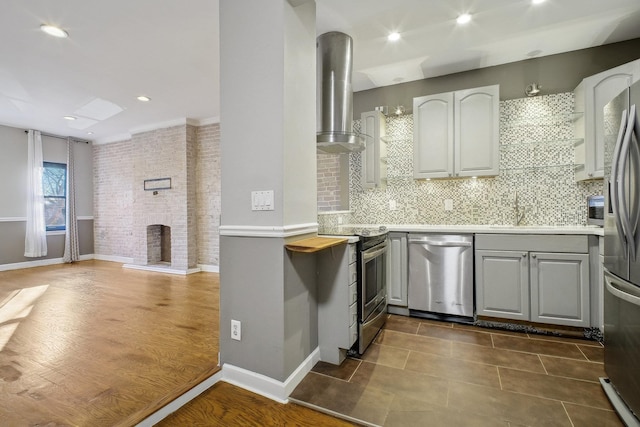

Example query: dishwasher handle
[408,238,472,247]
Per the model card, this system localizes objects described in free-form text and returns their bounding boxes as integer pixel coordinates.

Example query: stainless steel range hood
[316,31,363,153]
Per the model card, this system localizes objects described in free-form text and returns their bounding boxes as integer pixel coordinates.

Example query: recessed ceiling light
[456,13,472,25]
[532,0,546,4]
[87,132,94,135]
[387,32,401,42]
[63,116,76,121]
[40,24,69,38]
[137,95,151,102]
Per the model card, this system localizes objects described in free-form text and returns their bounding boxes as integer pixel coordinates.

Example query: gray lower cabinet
[475,250,529,321]
[317,243,358,365]
[475,234,591,328]
[530,252,590,327]
[386,232,408,307]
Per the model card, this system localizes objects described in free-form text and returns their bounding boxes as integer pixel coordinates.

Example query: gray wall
[354,38,640,116]
[220,0,318,383]
[0,220,94,264]
[0,124,94,265]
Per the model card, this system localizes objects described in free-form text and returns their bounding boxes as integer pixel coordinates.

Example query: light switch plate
[444,199,453,211]
[389,200,397,210]
[251,190,274,211]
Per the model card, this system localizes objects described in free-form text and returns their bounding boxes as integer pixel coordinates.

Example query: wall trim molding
[0,254,94,272]
[198,264,220,273]
[0,216,94,222]
[219,223,318,238]
[221,347,320,404]
[93,254,135,264]
[123,264,201,275]
[134,370,224,427]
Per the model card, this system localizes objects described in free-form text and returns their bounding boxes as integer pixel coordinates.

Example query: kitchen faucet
[514,191,525,226]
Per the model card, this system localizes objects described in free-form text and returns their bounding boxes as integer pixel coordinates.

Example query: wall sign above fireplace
[144,177,171,191]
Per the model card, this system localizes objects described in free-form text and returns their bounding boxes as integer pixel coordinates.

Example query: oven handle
[361,300,387,328]
[362,244,388,262]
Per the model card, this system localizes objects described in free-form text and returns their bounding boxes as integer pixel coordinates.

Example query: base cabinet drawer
[349,301,357,327]
[349,321,358,347]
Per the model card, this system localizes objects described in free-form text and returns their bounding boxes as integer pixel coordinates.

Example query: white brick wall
[93,122,221,268]
[317,153,342,211]
[195,123,221,266]
[93,140,135,258]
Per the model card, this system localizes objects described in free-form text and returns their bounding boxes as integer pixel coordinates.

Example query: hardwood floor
[157,381,357,426]
[0,260,220,426]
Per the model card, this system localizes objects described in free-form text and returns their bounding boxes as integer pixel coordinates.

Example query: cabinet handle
[522,253,526,258]
[531,254,537,259]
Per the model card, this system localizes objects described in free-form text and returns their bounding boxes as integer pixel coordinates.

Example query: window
[42,162,66,231]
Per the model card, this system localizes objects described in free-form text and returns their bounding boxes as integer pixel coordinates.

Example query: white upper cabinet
[413,85,499,179]
[574,59,640,181]
[413,92,454,179]
[455,86,500,177]
[360,111,387,189]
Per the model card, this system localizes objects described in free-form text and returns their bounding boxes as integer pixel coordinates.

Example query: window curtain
[63,138,80,263]
[24,130,47,257]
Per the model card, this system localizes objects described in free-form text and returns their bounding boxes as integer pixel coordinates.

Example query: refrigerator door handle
[611,110,629,257]
[630,114,640,239]
[605,271,640,308]
[618,105,637,261]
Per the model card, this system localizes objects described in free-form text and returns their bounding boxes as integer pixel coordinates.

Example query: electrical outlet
[444,199,453,211]
[389,200,397,210]
[231,319,241,341]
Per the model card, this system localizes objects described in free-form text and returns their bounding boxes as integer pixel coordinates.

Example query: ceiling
[1,0,639,144]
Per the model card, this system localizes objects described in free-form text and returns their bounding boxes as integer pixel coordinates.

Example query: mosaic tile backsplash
[321,92,604,227]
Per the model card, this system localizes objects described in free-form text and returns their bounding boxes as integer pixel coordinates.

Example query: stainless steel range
[324,226,388,354]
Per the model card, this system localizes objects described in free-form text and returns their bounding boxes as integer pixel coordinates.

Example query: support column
[219,0,318,394]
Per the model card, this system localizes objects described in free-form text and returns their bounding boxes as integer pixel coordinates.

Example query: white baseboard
[0,254,94,272]
[123,263,201,275]
[93,254,135,264]
[222,347,320,403]
[136,348,319,425]
[197,264,220,273]
[134,370,224,427]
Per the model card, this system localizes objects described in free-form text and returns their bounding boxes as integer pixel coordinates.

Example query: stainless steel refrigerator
[603,79,640,426]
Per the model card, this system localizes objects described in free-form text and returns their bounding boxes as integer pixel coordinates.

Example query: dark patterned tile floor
[290,314,623,427]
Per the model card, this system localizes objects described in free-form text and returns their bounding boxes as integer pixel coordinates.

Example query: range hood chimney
[316,31,364,153]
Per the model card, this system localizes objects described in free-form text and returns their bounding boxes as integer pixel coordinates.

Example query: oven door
[361,240,388,322]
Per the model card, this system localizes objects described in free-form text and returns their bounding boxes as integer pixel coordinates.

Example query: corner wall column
[219,0,318,385]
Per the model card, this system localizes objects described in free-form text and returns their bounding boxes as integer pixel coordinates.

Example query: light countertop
[322,224,604,236]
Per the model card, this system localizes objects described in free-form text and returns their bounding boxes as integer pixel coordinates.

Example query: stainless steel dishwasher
[408,234,474,319]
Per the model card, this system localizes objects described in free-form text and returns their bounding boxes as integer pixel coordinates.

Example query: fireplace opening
[147,224,171,265]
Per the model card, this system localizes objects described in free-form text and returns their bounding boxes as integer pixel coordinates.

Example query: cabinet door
[530,252,590,327]
[475,250,529,320]
[360,111,387,189]
[454,85,500,178]
[577,59,640,180]
[413,92,454,179]
[386,233,408,306]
